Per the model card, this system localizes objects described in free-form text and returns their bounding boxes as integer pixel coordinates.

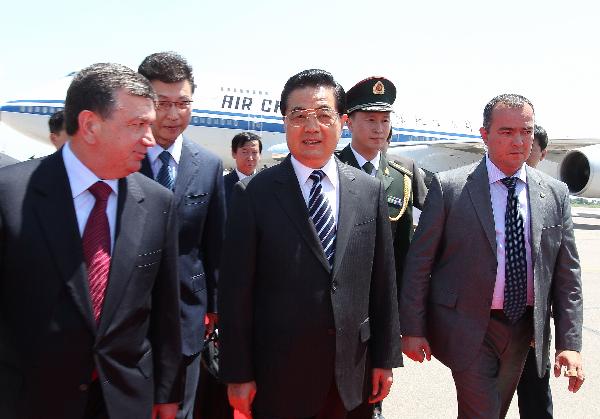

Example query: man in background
[337,76,426,419]
[48,109,69,149]
[224,131,262,206]
[517,124,553,418]
[138,51,226,419]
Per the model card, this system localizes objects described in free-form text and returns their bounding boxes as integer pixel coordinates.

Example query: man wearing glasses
[138,52,226,419]
[218,69,402,419]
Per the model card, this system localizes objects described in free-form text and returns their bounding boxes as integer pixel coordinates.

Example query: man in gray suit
[400,94,584,418]
[219,69,402,419]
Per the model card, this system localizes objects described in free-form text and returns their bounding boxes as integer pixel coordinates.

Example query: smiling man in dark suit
[219,69,402,419]
[0,63,181,419]
[138,52,226,419]
[400,94,584,418]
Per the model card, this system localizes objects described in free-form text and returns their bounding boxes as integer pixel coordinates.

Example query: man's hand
[228,381,257,417]
[401,336,432,363]
[151,403,179,419]
[369,368,393,403]
[206,313,218,335]
[554,350,585,393]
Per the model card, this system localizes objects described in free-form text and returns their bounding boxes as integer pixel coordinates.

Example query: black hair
[231,132,262,153]
[482,94,535,131]
[138,51,195,93]
[280,69,345,116]
[48,110,65,134]
[534,124,549,150]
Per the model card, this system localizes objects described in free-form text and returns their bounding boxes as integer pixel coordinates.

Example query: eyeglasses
[155,100,193,111]
[285,108,339,127]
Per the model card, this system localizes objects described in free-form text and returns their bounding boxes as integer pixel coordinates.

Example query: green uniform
[336,145,427,291]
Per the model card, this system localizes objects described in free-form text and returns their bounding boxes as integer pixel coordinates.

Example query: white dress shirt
[350,145,380,176]
[62,142,119,252]
[486,156,534,308]
[235,169,253,181]
[147,135,183,181]
[290,156,339,223]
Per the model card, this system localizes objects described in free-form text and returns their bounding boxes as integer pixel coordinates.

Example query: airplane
[1,72,599,198]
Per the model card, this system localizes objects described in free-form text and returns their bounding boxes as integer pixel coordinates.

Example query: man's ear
[345,114,353,132]
[78,110,101,144]
[540,148,548,162]
[479,127,489,146]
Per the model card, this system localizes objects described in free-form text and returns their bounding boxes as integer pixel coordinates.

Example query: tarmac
[383,206,600,419]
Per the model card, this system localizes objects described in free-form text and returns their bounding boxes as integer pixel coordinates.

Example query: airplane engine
[559,144,600,197]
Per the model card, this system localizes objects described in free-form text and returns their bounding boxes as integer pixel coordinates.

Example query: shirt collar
[290,155,339,189]
[147,135,183,165]
[350,144,380,171]
[485,154,527,185]
[62,142,119,198]
[235,168,254,181]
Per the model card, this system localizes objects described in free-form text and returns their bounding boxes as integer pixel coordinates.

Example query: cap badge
[373,81,385,95]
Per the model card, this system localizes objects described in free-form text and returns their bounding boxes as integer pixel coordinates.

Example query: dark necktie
[362,161,375,176]
[308,170,337,268]
[501,177,527,323]
[156,150,175,190]
[82,181,112,323]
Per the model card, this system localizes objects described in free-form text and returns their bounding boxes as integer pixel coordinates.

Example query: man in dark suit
[138,52,226,419]
[338,77,426,419]
[223,131,262,207]
[0,63,181,419]
[219,69,402,419]
[400,94,584,418]
[0,152,19,168]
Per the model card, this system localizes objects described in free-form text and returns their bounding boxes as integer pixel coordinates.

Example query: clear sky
[1,0,598,138]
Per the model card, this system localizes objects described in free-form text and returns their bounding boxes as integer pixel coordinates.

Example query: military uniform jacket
[336,145,427,284]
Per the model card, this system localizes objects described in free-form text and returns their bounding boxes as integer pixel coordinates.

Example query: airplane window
[259,91,262,95]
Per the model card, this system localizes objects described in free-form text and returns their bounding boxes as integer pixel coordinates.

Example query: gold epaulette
[388,160,413,177]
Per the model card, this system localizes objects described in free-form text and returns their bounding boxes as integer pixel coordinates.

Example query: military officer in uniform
[337,77,427,419]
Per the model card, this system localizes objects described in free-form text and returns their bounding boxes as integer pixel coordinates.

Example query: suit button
[327,328,336,336]
[331,281,338,293]
[79,384,89,392]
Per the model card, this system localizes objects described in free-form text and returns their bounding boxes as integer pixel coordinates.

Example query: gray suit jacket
[0,153,19,169]
[218,155,402,417]
[400,157,582,376]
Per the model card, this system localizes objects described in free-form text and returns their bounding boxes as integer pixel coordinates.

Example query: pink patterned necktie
[82,181,112,323]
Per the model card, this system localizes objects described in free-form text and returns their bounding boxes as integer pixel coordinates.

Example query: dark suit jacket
[141,138,226,356]
[400,158,583,377]
[0,152,182,419]
[223,170,239,209]
[218,155,402,417]
[0,153,19,168]
[336,145,427,284]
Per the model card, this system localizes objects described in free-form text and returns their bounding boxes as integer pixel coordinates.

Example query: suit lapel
[31,153,96,333]
[332,160,358,276]
[466,159,496,254]
[526,167,547,269]
[273,157,331,272]
[97,176,147,335]
[173,140,198,207]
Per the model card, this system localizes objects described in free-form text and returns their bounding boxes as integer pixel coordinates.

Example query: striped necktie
[501,177,527,323]
[156,150,175,190]
[82,181,112,323]
[308,170,336,268]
